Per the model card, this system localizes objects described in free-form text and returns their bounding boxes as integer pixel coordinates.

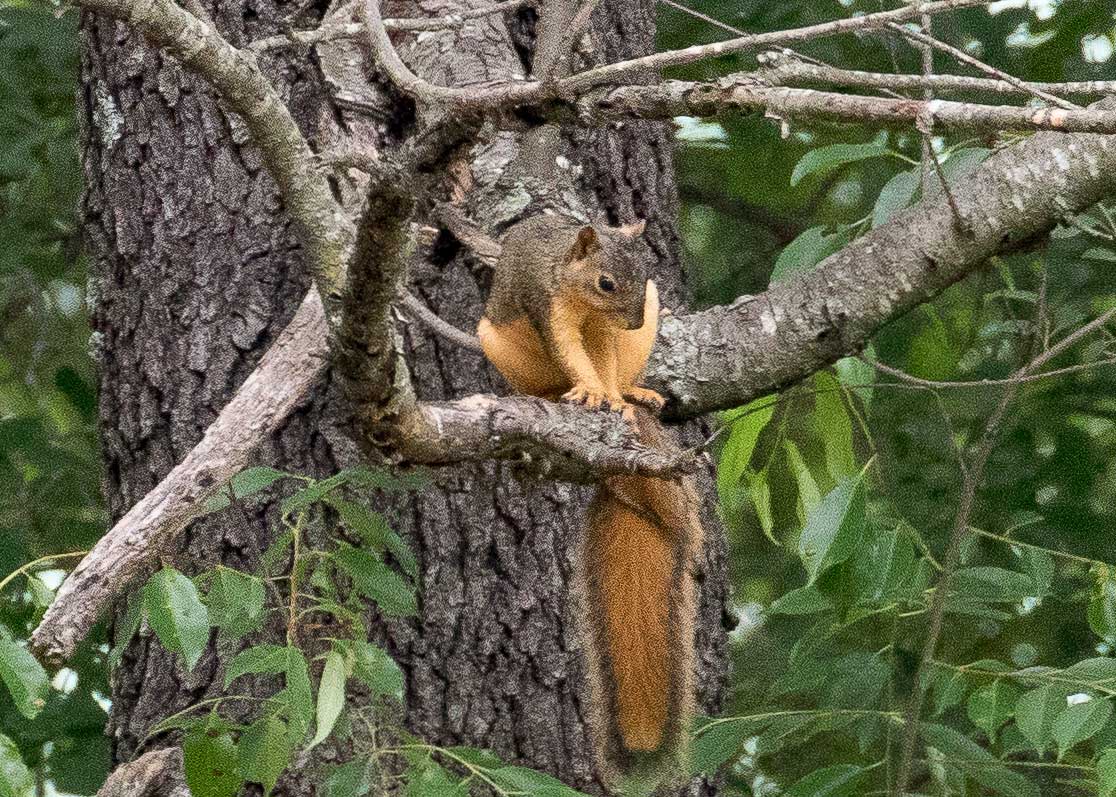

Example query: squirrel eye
[598,275,617,293]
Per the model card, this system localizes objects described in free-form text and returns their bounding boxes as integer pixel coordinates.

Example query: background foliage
[2,0,1116,794]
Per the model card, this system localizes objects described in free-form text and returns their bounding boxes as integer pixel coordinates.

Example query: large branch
[31,293,330,663]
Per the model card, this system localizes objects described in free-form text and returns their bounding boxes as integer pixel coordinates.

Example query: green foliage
[183,726,241,797]
[0,629,48,719]
[0,732,33,797]
[144,568,211,671]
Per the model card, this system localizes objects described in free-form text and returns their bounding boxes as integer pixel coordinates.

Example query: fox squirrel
[477,213,703,781]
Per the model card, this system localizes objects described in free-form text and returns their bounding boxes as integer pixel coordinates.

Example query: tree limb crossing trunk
[81,0,729,793]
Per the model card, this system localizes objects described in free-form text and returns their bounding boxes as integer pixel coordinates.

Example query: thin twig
[893,307,1116,794]
[929,151,969,234]
[885,21,1081,111]
[397,290,483,352]
[859,354,1116,389]
[916,4,936,196]
[659,1,912,99]
[755,51,1116,98]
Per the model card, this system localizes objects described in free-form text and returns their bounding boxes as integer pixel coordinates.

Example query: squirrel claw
[625,386,665,412]
[563,385,635,420]
[563,384,606,410]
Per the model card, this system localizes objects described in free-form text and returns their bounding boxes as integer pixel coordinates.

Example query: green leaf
[330,498,417,577]
[238,715,292,796]
[770,226,847,283]
[308,649,347,749]
[716,397,776,509]
[25,574,52,608]
[853,527,915,607]
[784,439,822,521]
[967,680,1020,743]
[351,641,404,701]
[872,168,919,227]
[749,466,776,543]
[921,722,1039,797]
[225,644,290,687]
[279,647,314,744]
[143,567,210,671]
[333,545,417,617]
[951,567,1036,603]
[784,764,866,797]
[798,472,867,584]
[688,718,750,775]
[260,528,295,576]
[1061,657,1116,689]
[1084,247,1116,262]
[813,372,857,481]
[207,566,266,639]
[790,142,890,187]
[205,466,293,512]
[487,765,590,797]
[183,729,242,797]
[931,668,969,717]
[0,629,49,719]
[834,345,875,406]
[1089,572,1116,641]
[1098,747,1116,797]
[1015,683,1067,754]
[324,760,371,797]
[0,732,34,797]
[281,472,354,515]
[1052,698,1112,759]
[442,746,505,769]
[768,584,830,616]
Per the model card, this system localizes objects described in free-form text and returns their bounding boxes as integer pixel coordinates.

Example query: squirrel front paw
[562,384,610,410]
[624,386,665,412]
[563,385,635,421]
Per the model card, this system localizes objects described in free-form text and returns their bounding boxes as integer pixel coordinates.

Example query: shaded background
[2,0,1116,794]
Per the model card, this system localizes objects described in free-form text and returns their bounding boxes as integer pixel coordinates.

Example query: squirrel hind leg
[478,316,567,397]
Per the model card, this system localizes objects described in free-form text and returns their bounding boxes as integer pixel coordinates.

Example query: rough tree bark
[81,0,729,793]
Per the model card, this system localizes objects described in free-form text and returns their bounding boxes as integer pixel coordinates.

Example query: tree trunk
[80,0,729,793]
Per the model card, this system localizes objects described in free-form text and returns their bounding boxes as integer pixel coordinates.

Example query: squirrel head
[562,220,649,330]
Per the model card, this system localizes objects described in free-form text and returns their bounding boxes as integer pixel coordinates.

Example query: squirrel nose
[624,309,644,330]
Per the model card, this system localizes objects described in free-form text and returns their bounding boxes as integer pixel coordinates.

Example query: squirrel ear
[617,219,647,239]
[569,225,599,260]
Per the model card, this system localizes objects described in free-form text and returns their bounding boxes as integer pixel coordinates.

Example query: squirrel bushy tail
[579,408,702,779]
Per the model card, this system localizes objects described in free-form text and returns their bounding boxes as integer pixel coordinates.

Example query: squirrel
[477,213,703,783]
